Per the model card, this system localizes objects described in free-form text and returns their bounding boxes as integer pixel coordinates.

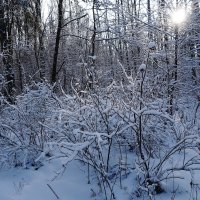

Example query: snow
[0,149,198,200]
[148,41,156,49]
[0,161,91,200]
[76,62,87,67]
[139,63,146,71]
[88,55,97,60]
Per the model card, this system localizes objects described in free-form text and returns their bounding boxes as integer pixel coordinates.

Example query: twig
[47,183,60,199]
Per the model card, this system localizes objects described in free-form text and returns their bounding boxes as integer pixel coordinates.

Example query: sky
[41,0,189,25]
[42,0,51,21]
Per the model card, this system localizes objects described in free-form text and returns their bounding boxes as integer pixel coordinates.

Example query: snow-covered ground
[0,161,91,200]
[1,158,200,200]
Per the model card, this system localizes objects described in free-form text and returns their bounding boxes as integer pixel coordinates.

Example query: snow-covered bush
[32,76,200,199]
[0,79,199,199]
[0,82,59,168]
[41,89,126,199]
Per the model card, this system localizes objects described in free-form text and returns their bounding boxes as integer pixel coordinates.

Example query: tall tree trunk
[34,0,46,80]
[88,0,97,89]
[147,0,153,40]
[51,0,63,83]
[0,0,15,102]
[191,0,200,83]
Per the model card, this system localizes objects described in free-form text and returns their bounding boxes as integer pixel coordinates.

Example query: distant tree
[0,0,15,101]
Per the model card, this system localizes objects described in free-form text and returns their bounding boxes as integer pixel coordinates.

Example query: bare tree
[51,0,64,83]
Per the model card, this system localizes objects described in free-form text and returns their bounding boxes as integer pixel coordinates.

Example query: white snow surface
[1,157,199,200]
[139,63,146,71]
[148,41,156,49]
[0,161,91,200]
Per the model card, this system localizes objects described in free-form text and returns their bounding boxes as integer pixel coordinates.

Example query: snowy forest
[0,0,200,199]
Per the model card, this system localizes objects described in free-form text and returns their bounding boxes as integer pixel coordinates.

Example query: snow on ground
[1,158,200,200]
[0,161,91,200]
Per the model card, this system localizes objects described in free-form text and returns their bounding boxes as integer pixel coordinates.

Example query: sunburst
[171,8,186,24]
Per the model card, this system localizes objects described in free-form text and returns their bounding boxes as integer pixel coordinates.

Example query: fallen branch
[47,183,60,199]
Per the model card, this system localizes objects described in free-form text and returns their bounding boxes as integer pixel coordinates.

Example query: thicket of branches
[0,0,199,101]
[0,78,199,199]
[0,0,200,199]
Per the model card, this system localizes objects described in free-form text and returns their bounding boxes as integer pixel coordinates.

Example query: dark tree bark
[0,0,15,102]
[51,0,64,83]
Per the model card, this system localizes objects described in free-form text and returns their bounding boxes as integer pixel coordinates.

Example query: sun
[171,8,186,24]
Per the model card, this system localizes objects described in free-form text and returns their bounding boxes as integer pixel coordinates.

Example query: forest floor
[0,160,91,200]
[1,156,200,200]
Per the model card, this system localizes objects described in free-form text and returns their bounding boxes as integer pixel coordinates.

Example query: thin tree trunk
[51,0,63,83]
